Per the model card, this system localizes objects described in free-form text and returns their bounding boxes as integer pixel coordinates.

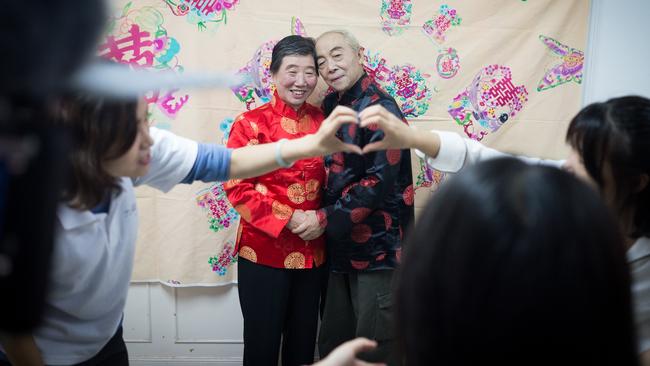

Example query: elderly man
[293,30,413,364]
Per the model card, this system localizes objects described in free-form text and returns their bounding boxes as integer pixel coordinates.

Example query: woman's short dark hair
[397,158,637,366]
[53,95,140,210]
[270,35,318,75]
[566,96,650,237]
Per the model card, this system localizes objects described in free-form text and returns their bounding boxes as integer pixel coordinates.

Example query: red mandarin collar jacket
[224,91,326,269]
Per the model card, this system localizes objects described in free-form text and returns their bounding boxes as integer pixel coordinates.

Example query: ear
[357,47,364,64]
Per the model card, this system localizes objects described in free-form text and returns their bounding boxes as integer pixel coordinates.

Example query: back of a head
[397,158,637,365]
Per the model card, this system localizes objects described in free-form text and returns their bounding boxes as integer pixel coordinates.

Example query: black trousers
[318,271,397,365]
[0,325,128,366]
[238,258,325,366]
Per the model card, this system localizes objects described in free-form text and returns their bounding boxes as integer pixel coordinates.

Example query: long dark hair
[566,95,650,238]
[53,95,140,210]
[397,158,637,365]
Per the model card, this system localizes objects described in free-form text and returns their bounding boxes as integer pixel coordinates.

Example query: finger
[359,116,391,131]
[326,115,359,133]
[303,234,317,241]
[325,108,358,126]
[340,142,363,155]
[289,220,303,231]
[299,233,312,241]
[293,214,306,224]
[331,105,357,118]
[306,232,322,241]
[299,228,319,240]
[292,221,310,234]
[358,104,386,119]
[293,228,308,236]
[329,114,359,126]
[345,338,378,353]
[359,115,388,129]
[361,141,388,154]
[307,228,324,240]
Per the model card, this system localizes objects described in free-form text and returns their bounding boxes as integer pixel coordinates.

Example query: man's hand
[291,210,325,241]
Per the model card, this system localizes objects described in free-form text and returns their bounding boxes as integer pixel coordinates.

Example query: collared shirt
[2,128,211,364]
[320,73,414,272]
[224,91,326,269]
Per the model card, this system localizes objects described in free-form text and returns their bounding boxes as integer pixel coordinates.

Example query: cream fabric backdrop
[100,0,589,286]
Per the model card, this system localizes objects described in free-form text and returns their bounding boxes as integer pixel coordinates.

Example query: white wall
[123,0,650,364]
[124,284,245,365]
[582,0,650,104]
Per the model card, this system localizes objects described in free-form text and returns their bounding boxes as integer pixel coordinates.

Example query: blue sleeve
[181,143,232,184]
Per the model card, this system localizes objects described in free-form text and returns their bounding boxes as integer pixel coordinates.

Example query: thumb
[362,141,386,154]
[346,337,378,353]
[341,142,363,155]
[292,220,310,234]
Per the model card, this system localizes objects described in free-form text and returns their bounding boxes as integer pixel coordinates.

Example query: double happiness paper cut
[448,65,528,141]
[380,0,413,36]
[422,4,461,44]
[364,50,433,118]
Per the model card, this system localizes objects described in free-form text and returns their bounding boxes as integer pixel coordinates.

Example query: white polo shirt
[29,128,198,364]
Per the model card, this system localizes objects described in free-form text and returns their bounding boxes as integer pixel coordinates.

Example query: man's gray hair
[317,30,362,52]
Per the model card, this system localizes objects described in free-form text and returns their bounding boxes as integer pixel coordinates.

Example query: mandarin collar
[338,73,368,106]
[270,90,309,120]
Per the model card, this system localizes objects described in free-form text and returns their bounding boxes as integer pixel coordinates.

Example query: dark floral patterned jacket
[319,73,414,272]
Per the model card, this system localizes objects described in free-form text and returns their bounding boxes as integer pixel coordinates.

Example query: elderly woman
[225,35,341,366]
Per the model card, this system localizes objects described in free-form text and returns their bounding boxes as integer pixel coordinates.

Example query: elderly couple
[224,30,412,366]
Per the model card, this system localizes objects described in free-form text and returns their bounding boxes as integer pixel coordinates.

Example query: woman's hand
[286,209,306,231]
[307,106,362,156]
[359,104,443,159]
[291,210,325,241]
[229,106,360,180]
[0,334,44,366]
[312,338,386,366]
[358,105,418,153]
